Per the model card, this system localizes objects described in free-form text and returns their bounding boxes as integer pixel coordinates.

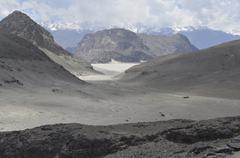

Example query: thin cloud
[0,0,239,34]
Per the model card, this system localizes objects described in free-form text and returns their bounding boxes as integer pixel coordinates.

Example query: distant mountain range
[50,27,240,51]
[179,27,240,49]
[74,28,197,63]
[51,29,92,51]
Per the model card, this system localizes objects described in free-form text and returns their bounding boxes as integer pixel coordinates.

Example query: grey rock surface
[0,116,240,158]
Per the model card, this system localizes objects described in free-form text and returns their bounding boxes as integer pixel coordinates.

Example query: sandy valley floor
[78,60,140,81]
[1,62,240,131]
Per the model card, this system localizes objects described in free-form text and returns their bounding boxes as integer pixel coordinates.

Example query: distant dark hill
[75,28,152,63]
[75,28,197,63]
[0,31,83,88]
[122,39,240,99]
[0,11,96,75]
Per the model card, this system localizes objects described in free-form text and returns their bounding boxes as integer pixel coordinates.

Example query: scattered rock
[52,88,63,93]
[159,112,165,117]
[205,153,226,158]
[189,146,213,154]
[215,146,233,154]
[204,152,228,158]
[204,152,216,157]
[4,78,23,86]
[227,142,240,151]
[164,116,240,144]
[232,136,240,142]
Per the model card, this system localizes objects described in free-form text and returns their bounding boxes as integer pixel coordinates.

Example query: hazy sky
[0,0,239,33]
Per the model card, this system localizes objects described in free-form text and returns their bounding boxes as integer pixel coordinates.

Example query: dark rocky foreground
[0,116,240,158]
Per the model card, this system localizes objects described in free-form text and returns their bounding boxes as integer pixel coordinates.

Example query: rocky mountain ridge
[75,28,197,63]
[50,27,240,51]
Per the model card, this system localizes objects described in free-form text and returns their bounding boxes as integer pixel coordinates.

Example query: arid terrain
[0,5,240,158]
[1,61,240,132]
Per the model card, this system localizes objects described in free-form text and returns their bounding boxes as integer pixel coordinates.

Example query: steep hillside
[0,31,83,88]
[0,11,96,75]
[122,39,240,98]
